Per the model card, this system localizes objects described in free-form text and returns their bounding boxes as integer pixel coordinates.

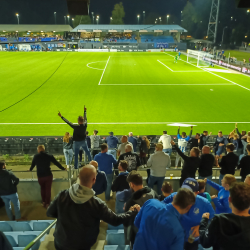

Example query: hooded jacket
[0,169,19,196]
[200,214,250,250]
[47,184,136,250]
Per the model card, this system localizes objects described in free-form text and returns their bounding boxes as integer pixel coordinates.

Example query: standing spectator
[63,132,73,169]
[94,143,117,201]
[79,131,91,164]
[117,145,141,172]
[163,178,215,250]
[175,126,193,169]
[0,161,21,221]
[213,131,227,157]
[117,136,133,156]
[189,133,200,151]
[218,143,238,185]
[111,160,130,213]
[147,143,171,195]
[241,136,250,160]
[171,141,201,186]
[105,131,118,159]
[58,108,92,168]
[205,174,237,214]
[198,145,215,193]
[29,145,66,208]
[238,144,250,182]
[158,182,173,201]
[90,130,100,159]
[138,136,150,167]
[200,183,250,250]
[133,189,196,250]
[199,131,211,150]
[47,165,138,250]
[232,134,239,152]
[197,179,211,202]
[128,132,138,153]
[158,131,172,155]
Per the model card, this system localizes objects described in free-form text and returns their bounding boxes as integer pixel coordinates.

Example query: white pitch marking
[98,56,110,85]
[157,60,173,72]
[99,84,234,86]
[86,61,105,70]
[210,89,213,91]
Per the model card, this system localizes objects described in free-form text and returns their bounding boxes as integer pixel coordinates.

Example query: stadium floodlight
[247,10,250,13]
[245,36,248,38]
[54,12,56,24]
[16,31,18,32]
[67,15,70,24]
[16,13,19,25]
[167,14,170,24]
[137,14,140,24]
[41,31,43,32]
[110,17,112,20]
[53,31,56,32]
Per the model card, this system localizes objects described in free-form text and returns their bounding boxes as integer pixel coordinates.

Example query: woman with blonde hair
[63,132,73,168]
[138,135,151,167]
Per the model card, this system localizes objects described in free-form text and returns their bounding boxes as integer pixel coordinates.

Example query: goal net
[187,50,214,67]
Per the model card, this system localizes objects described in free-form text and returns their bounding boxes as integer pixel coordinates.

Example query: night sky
[0,0,189,25]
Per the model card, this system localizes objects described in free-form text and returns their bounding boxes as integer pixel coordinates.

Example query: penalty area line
[157,60,173,72]
[98,56,110,85]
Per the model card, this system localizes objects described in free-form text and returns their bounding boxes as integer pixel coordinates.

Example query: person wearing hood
[47,165,139,250]
[199,182,250,250]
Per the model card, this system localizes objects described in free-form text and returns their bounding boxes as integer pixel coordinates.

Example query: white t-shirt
[90,135,100,149]
[158,134,172,149]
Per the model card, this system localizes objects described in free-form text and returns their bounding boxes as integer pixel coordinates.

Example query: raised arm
[83,106,87,125]
[187,126,193,140]
[174,144,189,161]
[50,155,66,170]
[206,179,221,191]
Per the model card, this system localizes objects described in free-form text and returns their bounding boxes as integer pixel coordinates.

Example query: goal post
[187,50,214,67]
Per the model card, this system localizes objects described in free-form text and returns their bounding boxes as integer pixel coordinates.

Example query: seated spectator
[205,174,237,214]
[171,140,201,186]
[63,132,73,168]
[159,181,173,201]
[117,144,141,172]
[138,136,150,166]
[218,143,238,185]
[199,131,212,150]
[244,174,250,185]
[232,134,239,152]
[94,143,117,201]
[213,131,227,157]
[238,144,250,181]
[118,135,133,156]
[105,131,118,159]
[197,179,211,202]
[147,143,171,195]
[158,130,172,155]
[199,183,250,250]
[198,145,216,193]
[0,161,21,221]
[133,188,196,250]
[47,165,138,250]
[163,178,215,250]
[111,160,130,213]
[128,132,137,153]
[90,130,100,158]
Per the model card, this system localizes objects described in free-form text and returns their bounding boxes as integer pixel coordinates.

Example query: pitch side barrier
[77,49,175,52]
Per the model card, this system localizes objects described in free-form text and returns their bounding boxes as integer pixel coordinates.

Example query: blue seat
[104,246,130,250]
[0,222,13,232]
[33,222,50,233]
[5,235,18,247]
[18,235,41,250]
[108,224,124,230]
[13,222,32,232]
[106,230,125,245]
[13,248,25,250]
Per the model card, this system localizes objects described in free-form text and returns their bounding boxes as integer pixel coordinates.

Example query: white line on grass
[99,84,234,86]
[157,60,173,72]
[86,61,105,70]
[98,56,110,85]
[165,53,250,92]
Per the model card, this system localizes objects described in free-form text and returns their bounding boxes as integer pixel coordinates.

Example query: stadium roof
[0,24,72,32]
[71,24,187,33]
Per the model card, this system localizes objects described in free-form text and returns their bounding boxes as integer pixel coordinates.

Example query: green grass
[0,51,250,136]
[224,50,250,62]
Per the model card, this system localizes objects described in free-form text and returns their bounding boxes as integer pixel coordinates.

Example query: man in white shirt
[158,131,172,156]
[117,136,133,157]
[147,143,171,195]
[90,130,100,158]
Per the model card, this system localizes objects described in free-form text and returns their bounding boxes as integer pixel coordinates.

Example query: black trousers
[184,241,199,250]
[54,240,90,250]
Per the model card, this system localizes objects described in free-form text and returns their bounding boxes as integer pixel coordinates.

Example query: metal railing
[23,219,57,250]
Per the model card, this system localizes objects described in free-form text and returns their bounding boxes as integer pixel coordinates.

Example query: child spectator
[205,174,237,214]
[111,160,130,213]
[197,179,211,202]
[159,182,173,201]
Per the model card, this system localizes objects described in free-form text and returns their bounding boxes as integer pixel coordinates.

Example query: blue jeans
[108,149,117,159]
[73,140,92,169]
[115,199,125,214]
[219,174,225,185]
[1,193,21,220]
[63,149,73,165]
[163,148,172,156]
[148,176,165,195]
[216,147,224,156]
[105,173,113,201]
[199,175,212,194]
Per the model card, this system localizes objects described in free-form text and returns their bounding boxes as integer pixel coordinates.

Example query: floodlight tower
[207,0,220,43]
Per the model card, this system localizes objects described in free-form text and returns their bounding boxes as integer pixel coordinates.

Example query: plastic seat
[106,230,125,245]
[13,222,32,232]
[13,248,25,250]
[18,235,41,250]
[0,222,13,232]
[5,235,18,247]
[107,224,124,230]
[104,246,130,250]
[33,222,50,233]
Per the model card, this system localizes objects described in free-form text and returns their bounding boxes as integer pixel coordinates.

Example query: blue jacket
[206,179,231,214]
[128,137,137,152]
[116,188,133,202]
[134,199,184,250]
[94,152,117,175]
[105,136,118,149]
[92,170,107,196]
[163,192,215,242]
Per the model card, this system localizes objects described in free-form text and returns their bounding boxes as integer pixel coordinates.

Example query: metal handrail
[23,219,57,250]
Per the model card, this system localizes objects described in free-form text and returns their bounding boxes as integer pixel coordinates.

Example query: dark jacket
[238,155,250,178]
[0,231,13,250]
[86,136,91,149]
[236,128,244,149]
[0,169,19,196]
[61,111,87,141]
[199,154,215,177]
[189,138,199,150]
[219,152,238,175]
[138,138,149,154]
[30,151,65,178]
[92,170,107,195]
[117,152,141,172]
[63,138,73,150]
[199,134,210,149]
[47,185,136,250]
[111,172,130,192]
[174,145,201,179]
[200,214,250,250]
[213,136,227,153]
[128,137,138,152]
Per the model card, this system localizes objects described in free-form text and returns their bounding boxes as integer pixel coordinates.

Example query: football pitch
[0,51,250,137]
